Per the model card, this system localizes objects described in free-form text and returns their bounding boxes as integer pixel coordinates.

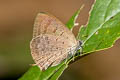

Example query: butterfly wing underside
[30,13,78,70]
[33,13,76,43]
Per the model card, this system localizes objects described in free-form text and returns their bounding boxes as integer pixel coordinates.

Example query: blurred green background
[0,0,120,80]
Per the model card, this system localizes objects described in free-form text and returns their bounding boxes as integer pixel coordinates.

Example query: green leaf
[39,61,65,80]
[49,64,68,80]
[77,0,120,53]
[19,62,65,80]
[76,25,86,40]
[18,66,41,80]
[66,5,84,30]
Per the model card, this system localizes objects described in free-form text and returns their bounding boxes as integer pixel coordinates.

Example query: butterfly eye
[79,40,82,45]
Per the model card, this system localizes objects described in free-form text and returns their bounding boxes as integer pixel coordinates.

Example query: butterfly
[30,12,81,70]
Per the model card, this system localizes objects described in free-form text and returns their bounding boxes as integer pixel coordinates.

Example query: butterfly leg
[71,49,76,61]
[29,64,37,66]
[67,48,75,62]
[70,40,83,62]
[65,55,69,64]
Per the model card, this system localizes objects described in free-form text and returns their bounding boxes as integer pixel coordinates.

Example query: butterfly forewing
[33,13,76,43]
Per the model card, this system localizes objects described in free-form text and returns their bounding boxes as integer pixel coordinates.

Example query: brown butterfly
[30,12,80,70]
